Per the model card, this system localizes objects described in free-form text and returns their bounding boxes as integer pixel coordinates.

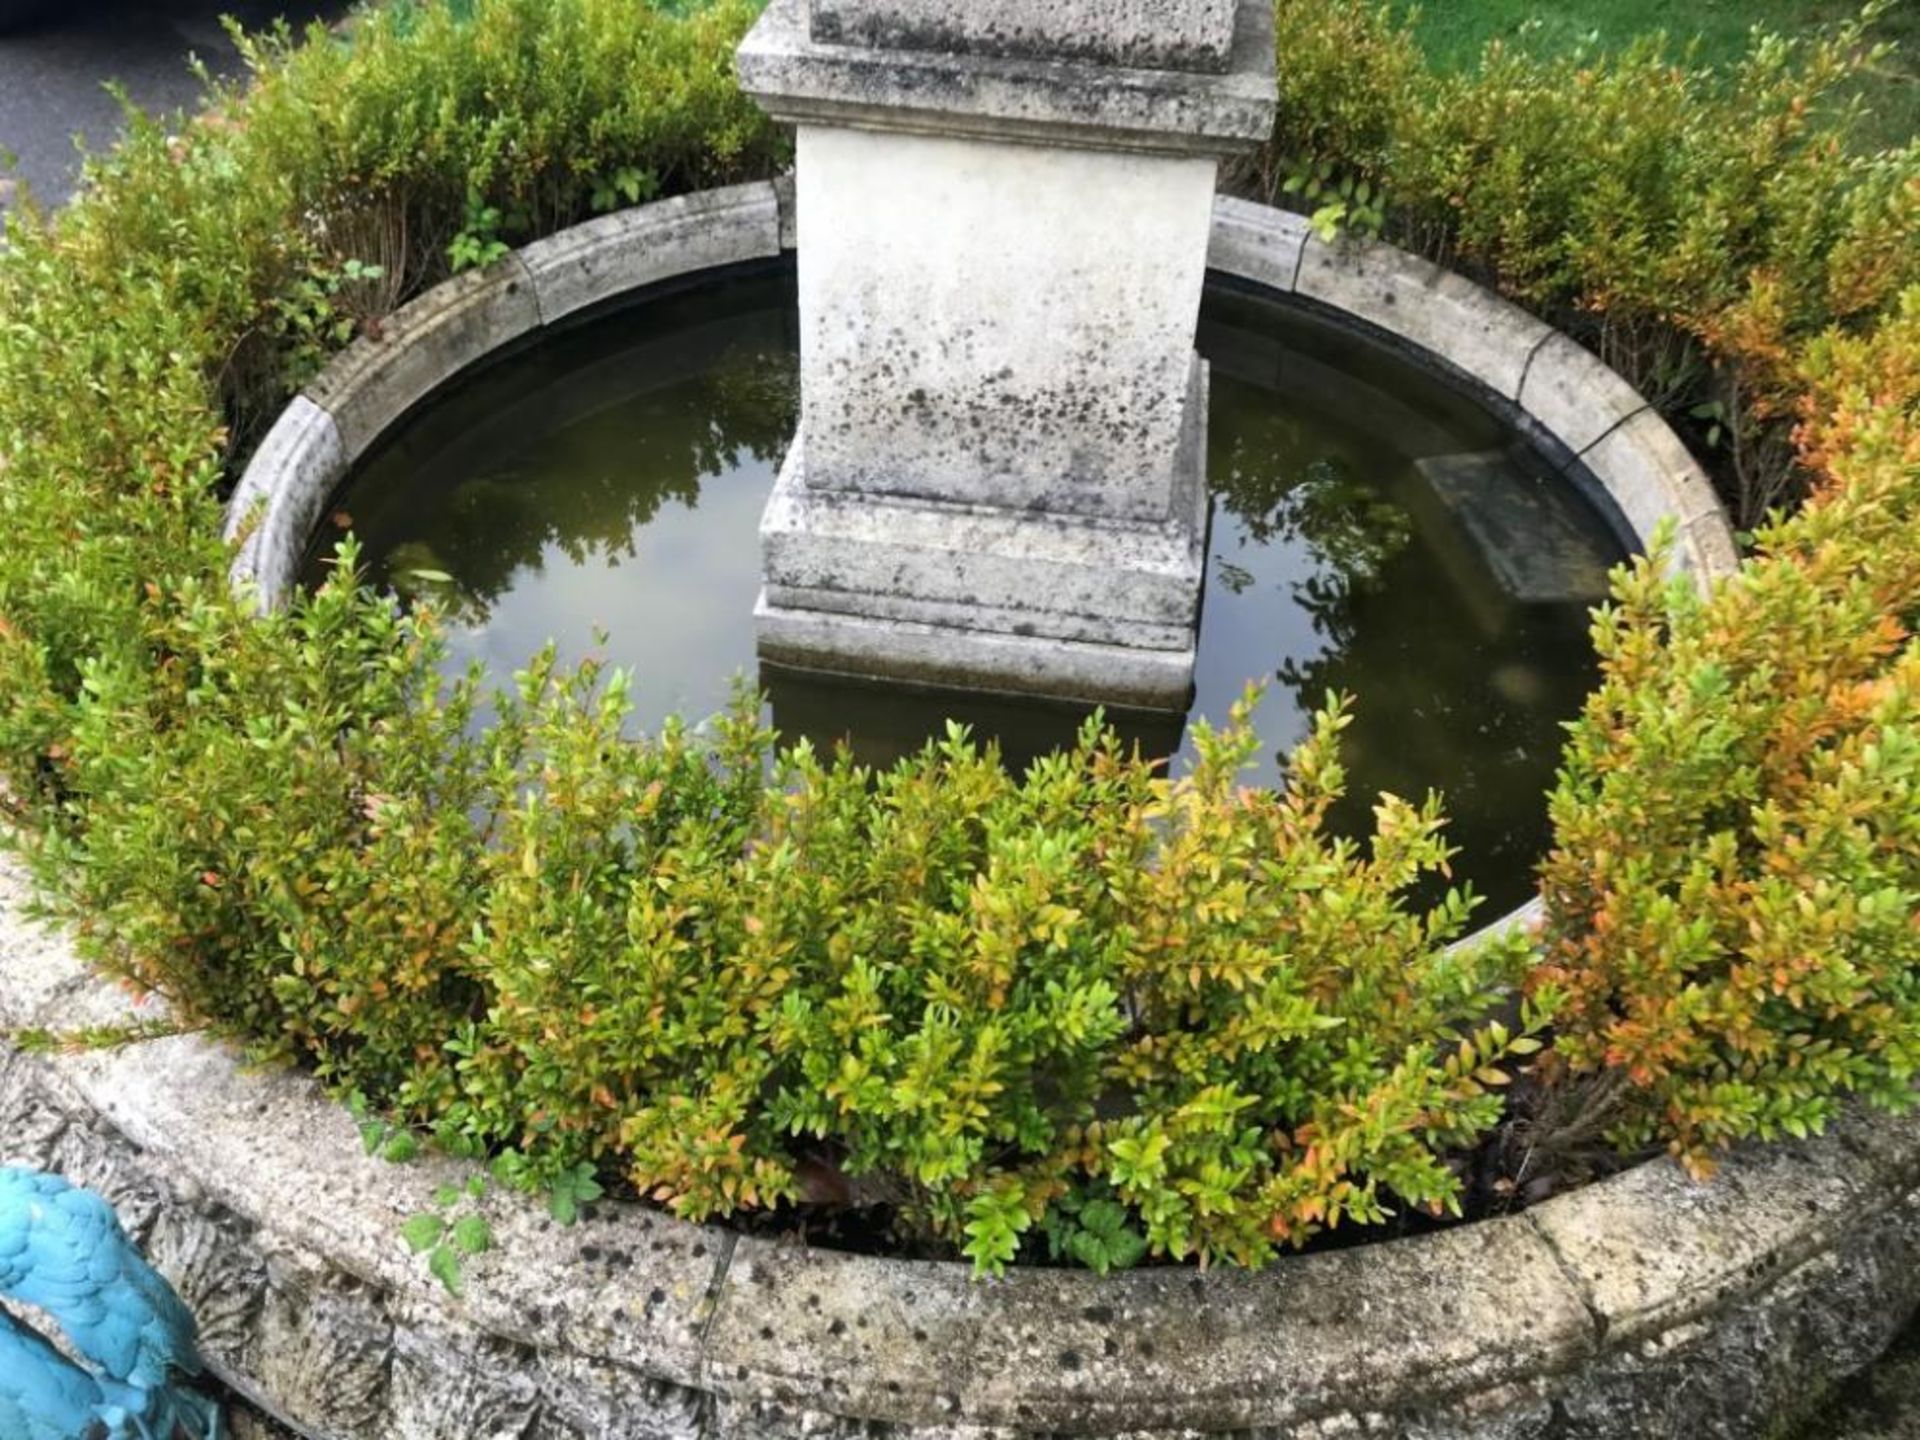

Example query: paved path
[0,0,343,214]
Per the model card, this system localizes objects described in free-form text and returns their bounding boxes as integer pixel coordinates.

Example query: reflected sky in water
[306,264,1626,913]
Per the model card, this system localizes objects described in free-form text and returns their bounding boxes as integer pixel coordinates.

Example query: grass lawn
[1401,0,1918,148]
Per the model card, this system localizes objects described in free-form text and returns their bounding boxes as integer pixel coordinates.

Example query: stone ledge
[1202,205,1742,596]
[808,0,1240,75]
[1518,333,1652,457]
[701,1215,1592,1433]
[2,861,1918,1439]
[1578,408,1732,583]
[737,0,1277,158]
[519,182,782,329]
[1208,194,1308,293]
[224,396,346,610]
[302,260,542,461]
[1293,232,1555,405]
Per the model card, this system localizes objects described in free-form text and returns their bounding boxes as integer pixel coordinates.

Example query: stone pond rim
[3,187,1894,1439]
[228,183,1740,977]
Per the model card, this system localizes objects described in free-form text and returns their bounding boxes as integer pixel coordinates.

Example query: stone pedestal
[737,0,1276,707]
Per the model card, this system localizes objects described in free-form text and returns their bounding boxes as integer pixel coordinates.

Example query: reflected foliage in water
[305,264,1626,913]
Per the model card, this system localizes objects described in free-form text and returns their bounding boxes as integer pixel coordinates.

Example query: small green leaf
[401,1213,445,1254]
[451,1214,493,1258]
[428,1244,464,1295]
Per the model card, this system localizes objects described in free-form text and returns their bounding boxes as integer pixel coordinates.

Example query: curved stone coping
[231,188,1736,608]
[225,180,788,603]
[1207,197,1740,587]
[1,854,1917,1439]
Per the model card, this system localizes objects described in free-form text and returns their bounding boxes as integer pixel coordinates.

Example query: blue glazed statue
[0,1166,224,1440]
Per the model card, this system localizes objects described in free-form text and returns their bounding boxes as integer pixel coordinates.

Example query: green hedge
[0,0,1911,1272]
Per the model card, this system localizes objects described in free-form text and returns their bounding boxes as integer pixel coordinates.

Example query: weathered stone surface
[1515,333,1650,458]
[738,0,1277,156]
[532,1353,709,1440]
[702,1216,1592,1434]
[225,395,346,610]
[519,183,781,329]
[252,1261,395,1437]
[755,596,1200,710]
[1528,1134,1888,1345]
[1548,1177,1920,1440]
[793,126,1213,522]
[1294,234,1555,403]
[0,859,91,1030]
[763,105,1220,693]
[301,258,540,460]
[42,1033,728,1389]
[757,410,1209,703]
[1576,407,1735,587]
[147,1204,269,1372]
[0,1047,74,1168]
[1207,194,1308,293]
[1686,511,1743,580]
[389,1326,545,1440]
[811,0,1239,74]
[763,585,1199,653]
[773,171,798,251]
[760,425,1208,638]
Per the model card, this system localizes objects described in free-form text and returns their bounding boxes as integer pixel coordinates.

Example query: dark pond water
[302,263,1627,914]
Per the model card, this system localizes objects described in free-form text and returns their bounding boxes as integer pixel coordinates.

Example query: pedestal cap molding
[736,0,1278,157]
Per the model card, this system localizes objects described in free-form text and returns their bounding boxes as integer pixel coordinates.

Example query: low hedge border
[4,858,1918,1439]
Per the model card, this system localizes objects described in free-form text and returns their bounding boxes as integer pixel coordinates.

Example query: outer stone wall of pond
[2,855,1919,1440]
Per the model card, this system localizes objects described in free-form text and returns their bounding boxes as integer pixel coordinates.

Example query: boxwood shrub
[0,0,1911,1272]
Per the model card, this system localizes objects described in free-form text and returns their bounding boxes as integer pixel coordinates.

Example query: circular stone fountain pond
[0,183,1910,1440]
[297,260,1624,915]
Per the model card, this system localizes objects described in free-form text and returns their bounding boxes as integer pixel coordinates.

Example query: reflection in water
[305,263,1627,913]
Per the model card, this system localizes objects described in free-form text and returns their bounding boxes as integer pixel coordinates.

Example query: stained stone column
[738,0,1276,708]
